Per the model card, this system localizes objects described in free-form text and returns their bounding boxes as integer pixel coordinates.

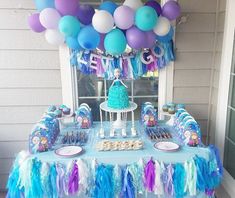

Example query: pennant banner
[70,41,175,80]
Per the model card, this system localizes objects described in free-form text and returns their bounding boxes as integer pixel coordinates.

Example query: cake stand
[99,101,138,138]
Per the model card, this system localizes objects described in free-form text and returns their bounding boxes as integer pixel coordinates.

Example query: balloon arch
[29,0,181,55]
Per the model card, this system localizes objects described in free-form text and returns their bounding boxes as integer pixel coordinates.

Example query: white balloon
[123,0,143,11]
[154,16,171,36]
[39,8,61,29]
[45,29,65,46]
[92,10,114,34]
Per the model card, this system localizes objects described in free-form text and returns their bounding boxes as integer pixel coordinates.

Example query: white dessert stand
[99,101,138,138]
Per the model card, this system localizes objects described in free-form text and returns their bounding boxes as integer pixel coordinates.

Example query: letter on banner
[77,51,88,65]
[140,50,154,64]
[151,44,164,58]
[102,56,113,70]
[90,53,101,69]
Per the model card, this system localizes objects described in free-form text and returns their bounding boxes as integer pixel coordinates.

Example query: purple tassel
[144,159,155,192]
[56,164,66,197]
[148,51,157,72]
[122,58,129,79]
[96,57,104,78]
[205,189,215,196]
[68,162,79,195]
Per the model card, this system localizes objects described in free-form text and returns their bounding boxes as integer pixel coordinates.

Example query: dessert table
[7,121,222,198]
[38,122,210,165]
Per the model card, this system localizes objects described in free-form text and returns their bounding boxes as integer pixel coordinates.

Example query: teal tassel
[128,162,144,196]
[6,158,22,198]
[173,163,186,198]
[113,165,122,195]
[30,158,43,198]
[93,164,114,198]
[50,163,58,198]
[194,155,207,192]
[41,162,52,197]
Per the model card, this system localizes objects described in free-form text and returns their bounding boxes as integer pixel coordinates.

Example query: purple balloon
[98,34,105,51]
[144,31,156,48]
[145,1,162,16]
[114,6,135,30]
[55,0,79,16]
[28,13,45,33]
[126,26,146,50]
[162,1,181,20]
[77,4,95,25]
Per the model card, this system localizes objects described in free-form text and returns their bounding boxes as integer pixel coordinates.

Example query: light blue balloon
[66,37,82,50]
[34,0,55,11]
[78,26,100,50]
[156,26,174,43]
[59,16,80,37]
[99,1,118,15]
[135,6,158,31]
[104,29,127,55]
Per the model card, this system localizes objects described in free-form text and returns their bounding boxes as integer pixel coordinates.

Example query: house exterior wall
[174,0,225,143]
[0,0,62,190]
[209,0,226,144]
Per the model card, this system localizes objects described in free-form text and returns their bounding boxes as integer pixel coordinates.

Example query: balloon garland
[29,0,181,57]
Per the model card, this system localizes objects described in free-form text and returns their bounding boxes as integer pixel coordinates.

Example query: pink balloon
[39,8,61,29]
[55,0,79,16]
[145,31,156,48]
[114,5,135,30]
[28,13,46,33]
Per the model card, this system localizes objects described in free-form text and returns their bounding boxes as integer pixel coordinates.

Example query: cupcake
[47,105,57,112]
[176,104,185,110]
[168,107,176,114]
[162,104,168,112]
[59,104,67,110]
[54,109,62,118]
[167,102,176,108]
[62,107,71,115]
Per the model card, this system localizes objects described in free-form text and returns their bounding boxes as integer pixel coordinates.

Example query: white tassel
[18,158,32,191]
[91,158,97,181]
[41,162,51,196]
[76,159,89,193]
[66,160,74,173]
[184,159,197,196]
[17,150,30,165]
[154,161,164,196]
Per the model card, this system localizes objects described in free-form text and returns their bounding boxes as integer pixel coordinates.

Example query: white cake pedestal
[99,101,138,138]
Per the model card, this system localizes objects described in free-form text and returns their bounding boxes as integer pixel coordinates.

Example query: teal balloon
[135,6,158,31]
[66,37,82,50]
[104,29,127,55]
[59,16,80,37]
[34,0,55,11]
[78,26,100,50]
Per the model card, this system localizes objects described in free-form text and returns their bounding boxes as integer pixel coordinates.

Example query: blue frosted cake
[108,80,130,109]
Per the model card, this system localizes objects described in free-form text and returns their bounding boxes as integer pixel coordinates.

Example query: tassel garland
[6,149,223,198]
